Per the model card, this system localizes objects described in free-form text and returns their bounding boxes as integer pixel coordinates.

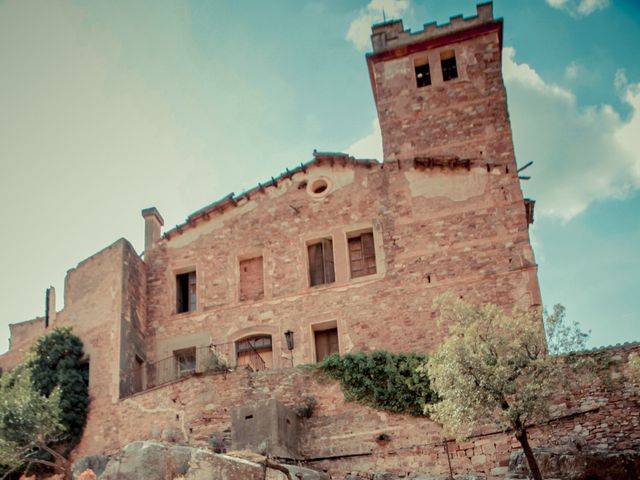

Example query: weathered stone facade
[1,3,636,478]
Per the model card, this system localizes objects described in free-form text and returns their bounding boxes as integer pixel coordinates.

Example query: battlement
[370,2,496,54]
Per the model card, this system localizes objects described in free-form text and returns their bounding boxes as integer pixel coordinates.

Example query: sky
[0,0,638,352]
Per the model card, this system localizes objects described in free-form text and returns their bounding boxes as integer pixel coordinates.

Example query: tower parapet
[370,2,497,54]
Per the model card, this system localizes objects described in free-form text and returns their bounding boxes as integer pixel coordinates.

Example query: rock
[507,448,640,480]
[77,470,97,480]
[185,449,264,480]
[170,445,193,475]
[101,441,167,480]
[72,454,109,479]
[282,464,330,479]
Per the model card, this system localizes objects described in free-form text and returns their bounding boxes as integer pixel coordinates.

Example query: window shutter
[188,271,197,311]
[322,239,335,284]
[361,233,377,275]
[176,276,185,312]
[308,243,325,286]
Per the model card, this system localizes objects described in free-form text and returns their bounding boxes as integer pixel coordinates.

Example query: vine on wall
[316,351,436,416]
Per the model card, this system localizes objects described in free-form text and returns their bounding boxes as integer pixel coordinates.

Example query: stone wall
[75,344,639,479]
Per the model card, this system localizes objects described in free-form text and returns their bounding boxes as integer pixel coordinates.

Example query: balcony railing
[123,341,269,397]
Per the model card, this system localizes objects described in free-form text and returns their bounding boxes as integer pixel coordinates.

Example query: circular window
[307,177,332,198]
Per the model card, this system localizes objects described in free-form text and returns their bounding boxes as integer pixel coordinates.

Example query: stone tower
[367,2,514,171]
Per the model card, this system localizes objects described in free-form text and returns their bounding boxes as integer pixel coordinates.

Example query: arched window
[235,335,273,371]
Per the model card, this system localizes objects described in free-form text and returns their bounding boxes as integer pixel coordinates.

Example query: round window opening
[307,177,331,197]
[312,180,328,194]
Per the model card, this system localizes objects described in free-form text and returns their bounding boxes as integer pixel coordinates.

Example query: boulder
[72,454,109,480]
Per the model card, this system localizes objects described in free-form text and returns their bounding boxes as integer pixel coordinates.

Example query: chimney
[45,286,56,327]
[141,207,164,251]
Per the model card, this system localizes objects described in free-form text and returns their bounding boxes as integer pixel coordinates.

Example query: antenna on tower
[382,8,387,22]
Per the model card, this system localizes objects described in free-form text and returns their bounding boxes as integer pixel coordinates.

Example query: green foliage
[0,366,63,472]
[203,350,229,373]
[26,327,89,449]
[543,304,589,355]
[316,351,436,416]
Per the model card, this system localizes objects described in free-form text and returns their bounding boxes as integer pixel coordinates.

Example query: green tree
[26,327,89,450]
[0,366,70,479]
[426,295,589,480]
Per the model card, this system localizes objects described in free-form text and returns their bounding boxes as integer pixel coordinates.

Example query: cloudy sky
[0,0,638,351]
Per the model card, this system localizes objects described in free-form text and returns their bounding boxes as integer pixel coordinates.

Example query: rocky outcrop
[506,448,640,479]
[73,441,328,480]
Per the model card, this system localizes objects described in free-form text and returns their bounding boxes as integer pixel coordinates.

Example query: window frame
[440,50,458,82]
[175,270,197,314]
[307,237,336,287]
[414,58,432,88]
[174,347,196,377]
[347,230,377,279]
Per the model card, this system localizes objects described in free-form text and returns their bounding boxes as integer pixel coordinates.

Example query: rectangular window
[348,231,377,278]
[239,256,264,301]
[314,328,339,362]
[133,355,144,393]
[174,347,196,377]
[308,239,335,287]
[441,51,458,81]
[176,271,196,313]
[415,61,431,88]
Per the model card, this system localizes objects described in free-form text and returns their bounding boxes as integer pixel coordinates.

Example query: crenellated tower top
[370,2,498,54]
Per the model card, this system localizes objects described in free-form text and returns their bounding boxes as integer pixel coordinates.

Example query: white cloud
[564,61,579,80]
[344,118,383,160]
[545,0,610,16]
[614,68,628,90]
[346,0,409,51]
[503,47,640,220]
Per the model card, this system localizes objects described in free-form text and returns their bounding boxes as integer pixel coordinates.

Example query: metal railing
[123,341,269,397]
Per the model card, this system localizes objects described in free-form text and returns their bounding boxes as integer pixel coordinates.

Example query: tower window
[415,62,431,88]
[441,51,458,81]
[176,271,197,313]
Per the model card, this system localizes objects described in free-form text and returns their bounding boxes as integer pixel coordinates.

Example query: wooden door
[315,328,339,362]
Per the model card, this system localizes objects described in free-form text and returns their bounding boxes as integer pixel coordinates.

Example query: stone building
[6,4,629,478]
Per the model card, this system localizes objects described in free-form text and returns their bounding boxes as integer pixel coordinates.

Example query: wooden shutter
[361,233,377,275]
[322,239,335,283]
[308,243,325,286]
[349,232,376,278]
[308,240,335,286]
[188,271,197,311]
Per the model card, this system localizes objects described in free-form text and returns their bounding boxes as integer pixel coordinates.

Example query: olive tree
[0,367,70,479]
[426,295,589,480]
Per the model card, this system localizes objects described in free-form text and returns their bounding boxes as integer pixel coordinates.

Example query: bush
[316,351,436,416]
[26,327,89,450]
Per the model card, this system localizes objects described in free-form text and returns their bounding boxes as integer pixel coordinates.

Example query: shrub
[316,351,435,416]
[26,327,89,450]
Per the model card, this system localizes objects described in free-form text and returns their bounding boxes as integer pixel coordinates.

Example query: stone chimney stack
[142,207,164,251]
[45,286,56,327]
